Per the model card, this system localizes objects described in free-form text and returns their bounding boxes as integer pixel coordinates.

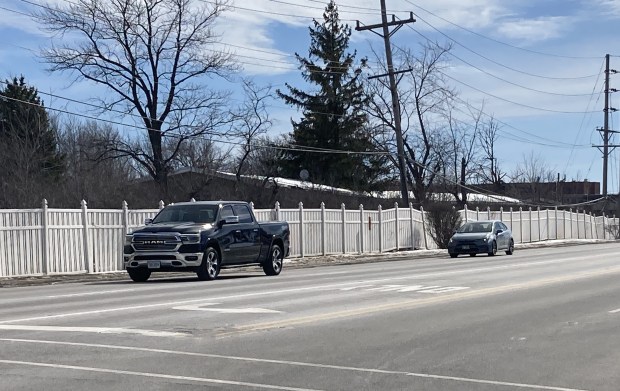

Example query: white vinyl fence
[0,200,618,278]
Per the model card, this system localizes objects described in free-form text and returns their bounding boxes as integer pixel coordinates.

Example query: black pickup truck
[123,201,290,282]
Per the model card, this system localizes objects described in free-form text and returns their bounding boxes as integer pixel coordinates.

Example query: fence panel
[382,207,397,252]
[324,209,344,255]
[363,209,381,253]
[47,209,85,274]
[0,209,44,277]
[88,210,124,273]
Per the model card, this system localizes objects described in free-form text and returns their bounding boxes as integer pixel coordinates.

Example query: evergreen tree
[0,76,64,176]
[277,1,390,191]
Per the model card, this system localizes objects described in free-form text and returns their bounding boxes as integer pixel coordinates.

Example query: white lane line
[0,339,589,391]
[0,359,323,391]
[404,372,589,391]
[173,304,282,314]
[609,308,620,314]
[1,255,616,325]
[418,286,470,294]
[46,289,135,298]
[0,325,184,337]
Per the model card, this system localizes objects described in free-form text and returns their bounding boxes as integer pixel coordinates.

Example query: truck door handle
[253,229,258,232]
[235,230,241,233]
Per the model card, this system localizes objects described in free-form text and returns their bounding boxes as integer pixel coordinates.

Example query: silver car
[448,220,514,258]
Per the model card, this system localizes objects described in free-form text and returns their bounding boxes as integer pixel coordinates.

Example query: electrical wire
[398,28,598,97]
[404,16,600,80]
[402,0,601,60]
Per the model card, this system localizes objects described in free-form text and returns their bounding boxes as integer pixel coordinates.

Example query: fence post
[41,199,49,275]
[249,201,254,211]
[509,206,513,231]
[320,202,326,256]
[341,203,346,254]
[537,207,541,242]
[420,206,428,250]
[583,210,587,239]
[476,206,479,221]
[590,212,594,239]
[394,202,399,251]
[122,201,129,234]
[500,207,503,223]
[528,207,533,243]
[518,207,522,243]
[487,206,491,220]
[275,201,281,221]
[554,207,558,240]
[464,204,468,222]
[410,202,416,250]
[81,200,93,274]
[602,213,606,239]
[378,205,383,253]
[158,200,165,210]
[545,208,549,240]
[359,204,364,254]
[299,202,304,258]
[190,198,196,202]
[569,209,573,239]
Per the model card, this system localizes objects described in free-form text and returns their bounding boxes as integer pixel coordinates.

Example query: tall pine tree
[0,76,64,176]
[277,1,390,191]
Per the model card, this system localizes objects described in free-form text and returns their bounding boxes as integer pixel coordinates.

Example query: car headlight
[180,234,200,244]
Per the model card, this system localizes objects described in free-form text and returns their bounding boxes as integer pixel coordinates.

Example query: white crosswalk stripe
[339,284,470,294]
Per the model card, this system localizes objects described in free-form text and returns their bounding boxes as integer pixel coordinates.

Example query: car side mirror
[219,216,239,227]
[496,229,503,235]
[144,218,153,225]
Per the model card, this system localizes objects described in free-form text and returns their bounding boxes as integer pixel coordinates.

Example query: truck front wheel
[127,268,151,282]
[263,244,283,276]
[197,246,220,281]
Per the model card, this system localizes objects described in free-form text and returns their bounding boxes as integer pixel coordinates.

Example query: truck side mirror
[144,218,153,225]
[218,215,239,227]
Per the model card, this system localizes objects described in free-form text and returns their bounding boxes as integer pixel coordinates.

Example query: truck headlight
[180,234,200,244]
[125,234,133,245]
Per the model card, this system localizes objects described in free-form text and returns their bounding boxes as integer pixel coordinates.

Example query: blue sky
[0,0,619,192]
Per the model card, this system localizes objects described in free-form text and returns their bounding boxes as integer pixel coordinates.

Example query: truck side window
[233,204,253,223]
[220,205,234,220]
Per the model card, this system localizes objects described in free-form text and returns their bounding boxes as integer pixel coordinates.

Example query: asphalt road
[1,243,620,391]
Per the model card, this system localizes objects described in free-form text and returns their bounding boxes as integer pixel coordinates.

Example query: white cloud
[594,0,620,16]
[495,16,570,42]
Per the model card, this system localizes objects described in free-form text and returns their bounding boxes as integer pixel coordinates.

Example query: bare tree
[441,106,483,207]
[511,152,556,202]
[35,0,236,197]
[365,42,455,206]
[232,80,273,181]
[477,114,506,191]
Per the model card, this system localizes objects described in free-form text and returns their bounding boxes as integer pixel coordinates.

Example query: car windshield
[457,222,493,233]
[151,204,218,224]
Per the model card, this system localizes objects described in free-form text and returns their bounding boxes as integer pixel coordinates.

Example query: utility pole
[594,54,617,197]
[356,1,415,205]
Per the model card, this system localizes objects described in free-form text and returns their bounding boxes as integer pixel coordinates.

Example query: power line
[398,29,597,97]
[402,0,601,60]
[404,16,599,80]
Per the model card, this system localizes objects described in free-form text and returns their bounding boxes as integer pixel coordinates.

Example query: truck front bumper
[123,252,204,269]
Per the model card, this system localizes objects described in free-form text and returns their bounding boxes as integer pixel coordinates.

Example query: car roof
[165,201,248,207]
[463,220,501,224]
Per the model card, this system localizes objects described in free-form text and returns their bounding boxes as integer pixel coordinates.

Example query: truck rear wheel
[127,268,151,282]
[263,244,283,276]
[197,246,220,281]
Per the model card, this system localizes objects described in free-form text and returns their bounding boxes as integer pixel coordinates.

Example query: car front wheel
[488,241,497,256]
[263,244,283,276]
[127,268,151,282]
[197,247,220,281]
[506,240,514,255]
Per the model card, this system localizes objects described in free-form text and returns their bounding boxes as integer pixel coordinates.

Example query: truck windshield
[151,204,218,224]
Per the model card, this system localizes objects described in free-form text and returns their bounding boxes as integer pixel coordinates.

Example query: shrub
[426,203,462,249]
